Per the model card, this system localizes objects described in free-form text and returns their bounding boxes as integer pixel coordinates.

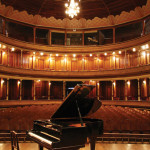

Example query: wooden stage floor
[0,142,150,150]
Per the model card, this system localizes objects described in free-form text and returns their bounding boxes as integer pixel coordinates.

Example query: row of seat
[0,104,149,133]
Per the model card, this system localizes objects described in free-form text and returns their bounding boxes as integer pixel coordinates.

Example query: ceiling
[1,0,147,20]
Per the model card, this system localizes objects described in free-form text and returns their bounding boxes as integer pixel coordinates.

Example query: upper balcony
[0,13,150,80]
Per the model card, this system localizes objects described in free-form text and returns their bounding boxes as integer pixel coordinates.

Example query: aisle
[0,142,150,150]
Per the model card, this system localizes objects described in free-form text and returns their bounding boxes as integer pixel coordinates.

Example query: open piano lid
[51,84,101,119]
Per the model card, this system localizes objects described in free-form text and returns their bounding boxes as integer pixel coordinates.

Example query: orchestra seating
[0,104,149,134]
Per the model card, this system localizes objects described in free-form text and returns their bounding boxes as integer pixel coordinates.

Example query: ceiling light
[65,0,80,18]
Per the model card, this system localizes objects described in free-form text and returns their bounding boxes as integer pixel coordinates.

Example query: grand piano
[27,84,103,150]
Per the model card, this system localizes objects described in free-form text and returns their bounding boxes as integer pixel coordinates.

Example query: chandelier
[65,0,80,18]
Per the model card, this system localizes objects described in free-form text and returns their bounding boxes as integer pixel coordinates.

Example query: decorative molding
[0,34,150,54]
[0,0,150,29]
[0,65,150,81]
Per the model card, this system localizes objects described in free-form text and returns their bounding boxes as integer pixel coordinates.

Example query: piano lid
[51,84,101,119]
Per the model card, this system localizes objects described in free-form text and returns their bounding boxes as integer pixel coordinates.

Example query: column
[33,52,36,69]
[63,81,66,100]
[0,78,2,99]
[19,79,22,101]
[138,51,140,66]
[6,78,9,100]
[48,81,51,100]
[65,31,67,46]
[138,79,141,101]
[33,80,36,100]
[127,53,130,68]
[21,50,23,68]
[49,30,51,46]
[2,19,5,35]
[97,55,100,71]
[97,81,100,100]
[64,56,67,71]
[7,48,9,66]
[145,51,147,65]
[125,80,127,101]
[33,27,36,44]
[82,31,84,46]
[1,50,3,65]
[124,50,126,68]
[149,78,150,101]
[111,81,114,101]
[82,56,85,71]
[142,20,145,36]
[113,28,115,43]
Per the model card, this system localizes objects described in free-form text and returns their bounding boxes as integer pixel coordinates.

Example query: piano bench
[10,131,20,150]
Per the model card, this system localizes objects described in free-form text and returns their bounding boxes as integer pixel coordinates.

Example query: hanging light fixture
[65,0,80,18]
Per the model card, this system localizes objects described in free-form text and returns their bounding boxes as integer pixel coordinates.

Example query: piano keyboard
[28,132,52,145]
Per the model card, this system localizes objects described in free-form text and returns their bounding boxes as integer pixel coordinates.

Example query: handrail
[0,131,149,143]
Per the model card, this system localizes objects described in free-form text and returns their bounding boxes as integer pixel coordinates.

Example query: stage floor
[0,142,150,150]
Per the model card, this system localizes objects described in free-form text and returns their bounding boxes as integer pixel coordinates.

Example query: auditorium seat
[0,104,149,133]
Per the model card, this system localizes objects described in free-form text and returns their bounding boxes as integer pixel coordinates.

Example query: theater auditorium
[0,0,150,150]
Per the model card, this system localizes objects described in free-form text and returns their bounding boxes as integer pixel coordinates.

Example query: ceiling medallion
[65,0,80,18]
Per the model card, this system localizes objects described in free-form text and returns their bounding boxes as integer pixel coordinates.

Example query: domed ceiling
[1,0,147,19]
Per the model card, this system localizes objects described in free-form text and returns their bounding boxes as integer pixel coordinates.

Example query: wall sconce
[1,80,4,84]
[73,54,76,57]
[90,54,92,57]
[64,58,67,62]
[113,82,115,86]
[2,51,5,55]
[33,56,35,61]
[127,81,130,85]
[56,54,59,57]
[11,47,15,52]
[18,81,20,85]
[113,56,115,61]
[40,52,44,56]
[119,51,122,54]
[104,53,107,56]
[143,80,146,84]
[142,51,146,57]
[133,48,136,52]
[2,45,6,49]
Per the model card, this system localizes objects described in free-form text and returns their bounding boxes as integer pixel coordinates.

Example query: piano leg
[89,137,96,150]
[39,145,43,150]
